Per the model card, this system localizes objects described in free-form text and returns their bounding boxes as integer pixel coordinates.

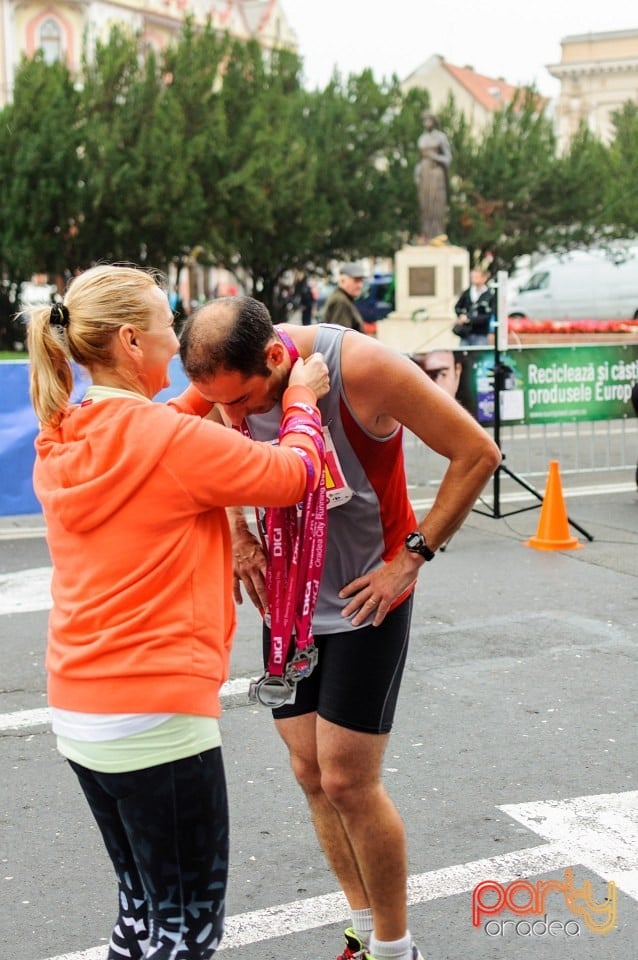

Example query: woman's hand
[289,353,330,400]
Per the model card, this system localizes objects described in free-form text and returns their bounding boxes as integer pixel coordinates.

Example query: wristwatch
[405,531,435,561]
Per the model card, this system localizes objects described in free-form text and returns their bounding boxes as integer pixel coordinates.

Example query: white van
[507,245,638,321]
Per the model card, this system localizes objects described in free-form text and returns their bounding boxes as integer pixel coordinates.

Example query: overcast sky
[281,1,636,98]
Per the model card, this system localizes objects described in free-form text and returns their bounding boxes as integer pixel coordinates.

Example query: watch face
[406,531,434,560]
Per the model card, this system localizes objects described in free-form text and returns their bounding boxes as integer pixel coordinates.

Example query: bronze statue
[414,113,452,244]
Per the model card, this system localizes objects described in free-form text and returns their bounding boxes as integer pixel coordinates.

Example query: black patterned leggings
[69,747,228,959]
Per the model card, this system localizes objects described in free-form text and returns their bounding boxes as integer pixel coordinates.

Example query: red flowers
[507,317,638,335]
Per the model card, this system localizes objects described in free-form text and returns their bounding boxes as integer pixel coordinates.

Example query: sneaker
[364,947,424,960]
[337,928,367,960]
[338,931,425,960]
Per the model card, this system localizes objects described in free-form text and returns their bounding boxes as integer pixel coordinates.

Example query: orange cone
[524,460,583,551]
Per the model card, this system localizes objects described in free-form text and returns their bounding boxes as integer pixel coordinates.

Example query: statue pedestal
[377,244,470,354]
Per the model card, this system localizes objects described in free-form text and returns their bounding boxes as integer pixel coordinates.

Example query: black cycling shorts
[262,594,413,734]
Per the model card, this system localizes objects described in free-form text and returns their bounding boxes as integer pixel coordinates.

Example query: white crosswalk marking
[0,565,52,614]
[500,790,638,901]
[36,796,638,960]
[0,679,251,733]
[4,563,638,960]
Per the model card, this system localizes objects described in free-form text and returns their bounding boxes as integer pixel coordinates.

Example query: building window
[39,18,62,64]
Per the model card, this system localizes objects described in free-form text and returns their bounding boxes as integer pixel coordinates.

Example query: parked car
[356,273,394,323]
[507,246,638,321]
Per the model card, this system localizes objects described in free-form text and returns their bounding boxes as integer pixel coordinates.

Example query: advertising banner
[442,343,638,425]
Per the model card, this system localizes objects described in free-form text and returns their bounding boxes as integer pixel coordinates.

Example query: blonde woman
[28,264,328,960]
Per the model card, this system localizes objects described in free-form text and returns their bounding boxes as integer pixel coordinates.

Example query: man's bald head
[180,296,274,381]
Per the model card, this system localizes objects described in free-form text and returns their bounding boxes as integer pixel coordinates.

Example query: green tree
[300,69,417,264]
[546,122,611,249]
[604,102,638,237]
[76,24,211,271]
[0,53,81,283]
[74,25,152,265]
[445,89,561,270]
[441,90,624,270]
[159,19,230,267]
[200,37,320,312]
[3,26,634,319]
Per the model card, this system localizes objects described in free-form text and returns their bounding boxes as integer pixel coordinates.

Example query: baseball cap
[339,261,366,279]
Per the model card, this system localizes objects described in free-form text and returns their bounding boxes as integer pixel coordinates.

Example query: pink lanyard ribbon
[242,330,328,707]
[264,430,326,683]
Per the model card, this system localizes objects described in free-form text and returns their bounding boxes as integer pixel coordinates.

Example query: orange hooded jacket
[34,384,321,719]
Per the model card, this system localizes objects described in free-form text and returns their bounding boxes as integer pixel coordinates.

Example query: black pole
[471,273,594,540]
[492,289,502,517]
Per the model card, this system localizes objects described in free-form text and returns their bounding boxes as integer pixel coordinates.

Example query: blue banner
[0,358,190,517]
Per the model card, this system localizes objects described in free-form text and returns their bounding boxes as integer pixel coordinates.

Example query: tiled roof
[442,61,521,111]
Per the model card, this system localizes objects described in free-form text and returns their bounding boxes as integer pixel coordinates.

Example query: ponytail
[28,303,74,428]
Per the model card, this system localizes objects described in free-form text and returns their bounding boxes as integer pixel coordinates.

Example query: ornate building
[0,0,297,106]
[548,29,638,149]
[402,54,525,136]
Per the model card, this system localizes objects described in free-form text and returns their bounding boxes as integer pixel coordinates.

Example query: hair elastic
[50,302,70,328]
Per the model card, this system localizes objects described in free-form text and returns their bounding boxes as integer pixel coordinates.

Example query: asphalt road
[1,481,637,960]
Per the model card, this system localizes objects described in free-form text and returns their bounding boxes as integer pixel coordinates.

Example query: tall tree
[604,102,638,238]
[301,69,411,263]
[0,53,81,282]
[445,89,561,271]
[76,24,212,271]
[204,37,318,307]
[546,122,611,249]
[2,29,632,316]
[74,26,153,265]
[159,19,230,266]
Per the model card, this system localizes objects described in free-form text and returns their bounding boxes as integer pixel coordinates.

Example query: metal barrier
[404,418,637,493]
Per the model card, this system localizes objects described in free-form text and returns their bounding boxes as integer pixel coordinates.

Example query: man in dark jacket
[323,262,365,332]
[453,268,494,346]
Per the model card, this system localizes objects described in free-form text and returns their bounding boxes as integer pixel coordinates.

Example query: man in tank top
[180,297,501,960]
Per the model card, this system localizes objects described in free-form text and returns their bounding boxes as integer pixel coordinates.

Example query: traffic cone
[524,460,583,551]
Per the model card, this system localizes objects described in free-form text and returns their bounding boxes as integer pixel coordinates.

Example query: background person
[322,262,365,332]
[293,270,315,326]
[453,268,494,346]
[180,301,501,960]
[27,266,328,960]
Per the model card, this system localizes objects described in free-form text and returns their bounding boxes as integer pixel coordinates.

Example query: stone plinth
[377,243,470,354]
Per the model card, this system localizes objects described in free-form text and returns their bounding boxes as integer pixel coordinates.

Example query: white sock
[351,907,374,945]
[369,930,412,960]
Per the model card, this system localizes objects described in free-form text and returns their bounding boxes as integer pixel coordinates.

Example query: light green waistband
[57,713,221,773]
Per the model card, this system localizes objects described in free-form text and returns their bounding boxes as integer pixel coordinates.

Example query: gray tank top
[246,324,415,633]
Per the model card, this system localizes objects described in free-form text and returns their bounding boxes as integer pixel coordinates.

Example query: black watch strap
[405,531,435,561]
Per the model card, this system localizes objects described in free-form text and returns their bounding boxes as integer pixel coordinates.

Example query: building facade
[0,0,297,106]
[402,53,524,136]
[548,29,638,149]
